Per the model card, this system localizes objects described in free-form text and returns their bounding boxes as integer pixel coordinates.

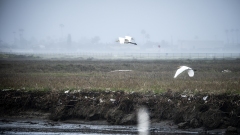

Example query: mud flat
[0,118,227,135]
[0,89,239,134]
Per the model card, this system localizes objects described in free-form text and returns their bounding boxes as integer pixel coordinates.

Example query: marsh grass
[0,59,240,94]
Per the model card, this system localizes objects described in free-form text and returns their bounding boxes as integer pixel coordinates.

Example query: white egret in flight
[174,66,196,78]
[116,36,137,45]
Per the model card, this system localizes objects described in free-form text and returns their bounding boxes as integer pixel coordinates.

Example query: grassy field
[0,59,240,94]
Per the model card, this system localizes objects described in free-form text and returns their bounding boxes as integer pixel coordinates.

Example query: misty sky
[0,0,240,44]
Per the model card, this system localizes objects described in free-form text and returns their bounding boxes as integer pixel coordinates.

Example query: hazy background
[0,0,239,53]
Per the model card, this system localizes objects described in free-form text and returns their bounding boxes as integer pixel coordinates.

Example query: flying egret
[174,66,196,78]
[116,36,137,45]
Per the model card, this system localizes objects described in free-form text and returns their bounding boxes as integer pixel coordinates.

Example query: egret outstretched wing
[116,36,137,45]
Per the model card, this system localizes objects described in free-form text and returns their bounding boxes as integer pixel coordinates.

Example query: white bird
[174,66,196,78]
[116,36,137,45]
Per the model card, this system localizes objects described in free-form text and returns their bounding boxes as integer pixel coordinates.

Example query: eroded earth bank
[0,89,240,134]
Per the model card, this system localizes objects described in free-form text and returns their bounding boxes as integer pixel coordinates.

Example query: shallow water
[0,119,226,135]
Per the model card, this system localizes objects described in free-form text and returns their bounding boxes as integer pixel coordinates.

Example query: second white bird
[174,66,195,78]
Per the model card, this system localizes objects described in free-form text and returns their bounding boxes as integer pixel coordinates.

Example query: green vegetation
[0,59,240,94]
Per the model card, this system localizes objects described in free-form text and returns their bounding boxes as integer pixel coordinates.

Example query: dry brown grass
[0,59,240,94]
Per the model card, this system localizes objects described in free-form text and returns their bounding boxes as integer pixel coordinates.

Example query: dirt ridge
[0,89,239,132]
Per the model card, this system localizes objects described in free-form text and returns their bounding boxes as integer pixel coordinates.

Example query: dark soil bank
[0,89,240,133]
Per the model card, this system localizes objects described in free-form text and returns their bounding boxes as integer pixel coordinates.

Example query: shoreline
[0,115,227,134]
[0,89,239,134]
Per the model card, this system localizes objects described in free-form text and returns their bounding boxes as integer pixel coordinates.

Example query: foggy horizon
[0,0,240,53]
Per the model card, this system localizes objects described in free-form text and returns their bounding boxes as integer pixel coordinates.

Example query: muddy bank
[0,89,240,133]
